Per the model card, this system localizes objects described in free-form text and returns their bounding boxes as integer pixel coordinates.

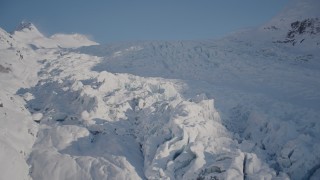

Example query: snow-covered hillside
[1,0,320,179]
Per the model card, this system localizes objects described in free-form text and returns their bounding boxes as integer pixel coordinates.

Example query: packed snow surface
[0,0,320,179]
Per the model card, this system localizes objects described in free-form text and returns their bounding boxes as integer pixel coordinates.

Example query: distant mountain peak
[15,21,37,31]
[11,21,45,41]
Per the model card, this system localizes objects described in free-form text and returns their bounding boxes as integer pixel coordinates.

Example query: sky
[0,0,289,44]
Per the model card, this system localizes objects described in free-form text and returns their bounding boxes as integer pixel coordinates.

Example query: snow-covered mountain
[1,0,320,179]
[11,21,98,49]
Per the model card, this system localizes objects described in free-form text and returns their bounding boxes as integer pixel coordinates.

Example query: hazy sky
[0,0,289,43]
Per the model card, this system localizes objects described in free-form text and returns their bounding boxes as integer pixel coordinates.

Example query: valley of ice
[0,0,320,179]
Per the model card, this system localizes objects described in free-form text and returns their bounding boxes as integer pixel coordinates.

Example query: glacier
[0,0,320,179]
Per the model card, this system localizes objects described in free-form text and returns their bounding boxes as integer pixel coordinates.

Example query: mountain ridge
[8,21,98,49]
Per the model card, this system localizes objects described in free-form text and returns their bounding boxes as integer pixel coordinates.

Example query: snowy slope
[0,27,40,180]
[1,0,320,179]
[50,33,98,48]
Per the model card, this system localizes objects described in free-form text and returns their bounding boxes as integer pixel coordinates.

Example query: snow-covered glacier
[1,0,320,179]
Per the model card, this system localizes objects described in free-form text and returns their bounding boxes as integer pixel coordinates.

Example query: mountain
[262,0,320,50]
[10,22,98,49]
[13,22,44,39]
[1,0,320,179]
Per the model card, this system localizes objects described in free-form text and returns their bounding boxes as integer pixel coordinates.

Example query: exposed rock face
[274,18,320,45]
[289,18,320,36]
